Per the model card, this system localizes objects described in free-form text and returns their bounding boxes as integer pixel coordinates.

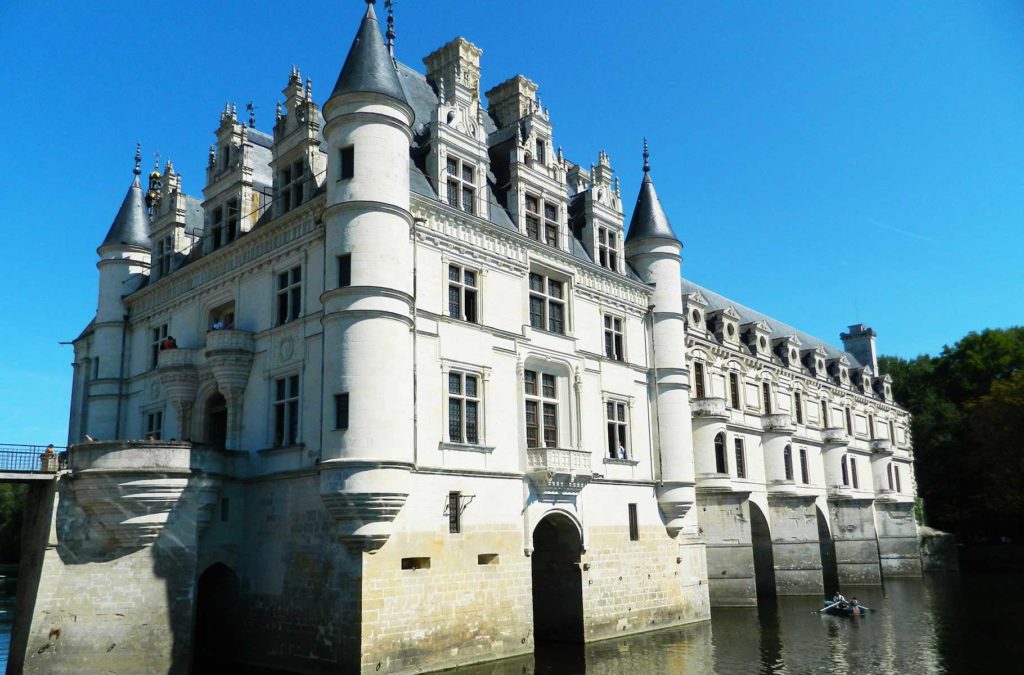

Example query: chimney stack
[840,323,878,372]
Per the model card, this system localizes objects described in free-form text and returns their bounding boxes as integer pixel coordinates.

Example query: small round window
[790,349,798,361]
[727,323,735,337]
[817,360,824,372]
[691,309,701,325]
[758,336,767,349]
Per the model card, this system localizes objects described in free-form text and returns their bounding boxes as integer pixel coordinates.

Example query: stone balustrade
[156,348,199,439]
[526,447,592,496]
[691,397,728,418]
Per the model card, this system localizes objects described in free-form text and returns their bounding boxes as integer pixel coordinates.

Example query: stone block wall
[829,500,882,585]
[875,502,922,576]
[767,497,823,595]
[697,493,756,607]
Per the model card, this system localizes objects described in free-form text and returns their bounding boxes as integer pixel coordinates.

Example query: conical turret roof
[330,1,408,106]
[625,141,680,245]
[99,151,150,251]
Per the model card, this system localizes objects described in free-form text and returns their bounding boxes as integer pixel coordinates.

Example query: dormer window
[220,144,231,171]
[535,138,546,165]
[525,194,559,247]
[280,160,306,213]
[155,235,173,277]
[597,227,618,271]
[445,157,476,214]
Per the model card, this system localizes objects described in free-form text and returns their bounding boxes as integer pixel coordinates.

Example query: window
[155,235,173,277]
[448,372,480,444]
[339,146,354,180]
[729,373,741,410]
[894,464,902,492]
[209,200,238,250]
[868,414,875,438]
[151,324,168,369]
[338,254,352,287]
[603,315,624,361]
[528,272,566,334]
[850,456,859,489]
[448,264,478,323]
[783,444,794,481]
[762,381,772,414]
[845,407,853,435]
[799,448,809,484]
[887,463,894,491]
[145,410,163,440]
[334,393,349,430]
[276,266,302,325]
[734,438,746,479]
[524,369,558,448]
[210,205,224,249]
[794,391,804,424]
[821,400,830,428]
[628,503,639,541]
[841,455,849,486]
[714,433,727,474]
[606,401,628,459]
[273,374,300,447]
[280,160,306,213]
[535,138,546,165]
[226,198,239,243]
[598,227,618,271]
[889,420,897,443]
[693,362,706,399]
[524,194,559,247]
[445,157,476,214]
[448,491,462,534]
[220,144,230,171]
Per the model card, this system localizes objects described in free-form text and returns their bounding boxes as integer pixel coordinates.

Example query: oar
[819,600,841,613]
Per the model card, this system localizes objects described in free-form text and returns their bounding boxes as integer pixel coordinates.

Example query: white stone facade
[20,3,918,673]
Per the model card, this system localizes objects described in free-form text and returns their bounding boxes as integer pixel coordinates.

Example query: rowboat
[821,599,868,616]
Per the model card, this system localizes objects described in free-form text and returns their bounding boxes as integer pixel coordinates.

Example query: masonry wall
[829,499,882,585]
[696,493,756,607]
[766,496,823,595]
[875,502,923,576]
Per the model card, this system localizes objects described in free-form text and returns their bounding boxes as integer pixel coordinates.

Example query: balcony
[823,427,849,444]
[526,447,592,497]
[870,438,894,455]
[206,328,255,354]
[762,414,795,433]
[696,472,737,493]
[691,397,728,419]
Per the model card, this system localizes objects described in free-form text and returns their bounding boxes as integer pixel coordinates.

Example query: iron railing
[0,444,68,473]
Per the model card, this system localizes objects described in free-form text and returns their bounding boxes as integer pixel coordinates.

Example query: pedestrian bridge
[0,444,66,482]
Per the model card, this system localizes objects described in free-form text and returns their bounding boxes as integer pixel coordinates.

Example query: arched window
[783,444,794,481]
[714,433,727,474]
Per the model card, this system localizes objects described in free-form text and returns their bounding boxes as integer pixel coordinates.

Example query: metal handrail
[0,444,68,473]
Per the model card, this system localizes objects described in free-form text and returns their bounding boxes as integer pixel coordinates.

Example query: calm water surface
[0,574,1018,673]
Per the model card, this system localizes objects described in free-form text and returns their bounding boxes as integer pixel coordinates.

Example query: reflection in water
[456,574,1023,674]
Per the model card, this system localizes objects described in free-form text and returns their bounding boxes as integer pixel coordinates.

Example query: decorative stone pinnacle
[642,137,650,173]
[276,101,283,121]
[305,77,312,101]
[133,143,142,176]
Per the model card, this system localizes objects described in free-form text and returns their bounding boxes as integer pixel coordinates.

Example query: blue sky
[1,0,1022,445]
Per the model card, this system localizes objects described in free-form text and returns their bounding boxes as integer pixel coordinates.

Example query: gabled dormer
[271,67,327,218]
[773,334,803,369]
[202,104,274,253]
[801,345,829,378]
[874,373,894,403]
[684,291,710,335]
[828,354,851,387]
[485,75,568,249]
[148,160,203,281]
[741,320,773,360]
[568,150,624,273]
[852,365,874,396]
[423,38,489,220]
[708,306,741,347]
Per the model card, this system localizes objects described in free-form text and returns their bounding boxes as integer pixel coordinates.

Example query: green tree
[0,483,27,563]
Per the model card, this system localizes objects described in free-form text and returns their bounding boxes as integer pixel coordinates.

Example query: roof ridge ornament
[385,0,396,62]
[642,137,650,174]
[133,142,142,177]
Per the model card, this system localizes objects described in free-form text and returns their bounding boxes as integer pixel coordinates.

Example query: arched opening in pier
[531,512,585,644]
[817,506,840,596]
[204,392,228,449]
[749,502,776,599]
[193,563,240,673]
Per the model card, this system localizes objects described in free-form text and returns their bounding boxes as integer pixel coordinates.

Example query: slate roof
[100,174,150,251]
[680,277,863,368]
[625,171,679,244]
[331,2,408,107]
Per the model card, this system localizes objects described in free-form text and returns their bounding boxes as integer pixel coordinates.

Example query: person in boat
[850,598,860,612]
[831,592,847,605]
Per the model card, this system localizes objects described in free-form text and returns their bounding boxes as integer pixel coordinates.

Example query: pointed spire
[305,77,313,102]
[625,139,680,244]
[100,146,151,252]
[330,0,408,106]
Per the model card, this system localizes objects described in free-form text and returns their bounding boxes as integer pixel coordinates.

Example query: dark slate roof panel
[680,277,863,367]
[625,172,679,244]
[331,3,408,106]
[100,175,150,251]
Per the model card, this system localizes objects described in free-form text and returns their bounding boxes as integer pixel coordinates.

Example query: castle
[11,2,920,673]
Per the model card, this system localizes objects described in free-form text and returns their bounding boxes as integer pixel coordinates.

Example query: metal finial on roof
[385,0,396,61]
[642,138,650,173]
[305,77,313,102]
[276,101,283,122]
[133,143,142,176]
[246,101,256,128]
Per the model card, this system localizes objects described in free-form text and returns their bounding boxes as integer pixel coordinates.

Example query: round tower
[624,141,696,537]
[86,145,152,440]
[318,0,416,551]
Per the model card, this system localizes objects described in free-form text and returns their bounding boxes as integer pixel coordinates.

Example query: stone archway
[203,392,228,449]
[531,512,585,644]
[193,563,240,673]
[749,502,776,599]
[817,505,840,596]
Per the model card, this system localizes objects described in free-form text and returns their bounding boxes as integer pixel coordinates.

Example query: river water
[0,574,1017,673]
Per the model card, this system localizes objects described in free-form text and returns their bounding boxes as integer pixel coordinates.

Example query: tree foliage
[880,327,1024,541]
[0,483,26,563]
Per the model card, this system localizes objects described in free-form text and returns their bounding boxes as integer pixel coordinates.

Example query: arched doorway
[204,392,228,448]
[193,563,240,673]
[531,513,585,644]
[749,502,776,599]
[817,506,840,596]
